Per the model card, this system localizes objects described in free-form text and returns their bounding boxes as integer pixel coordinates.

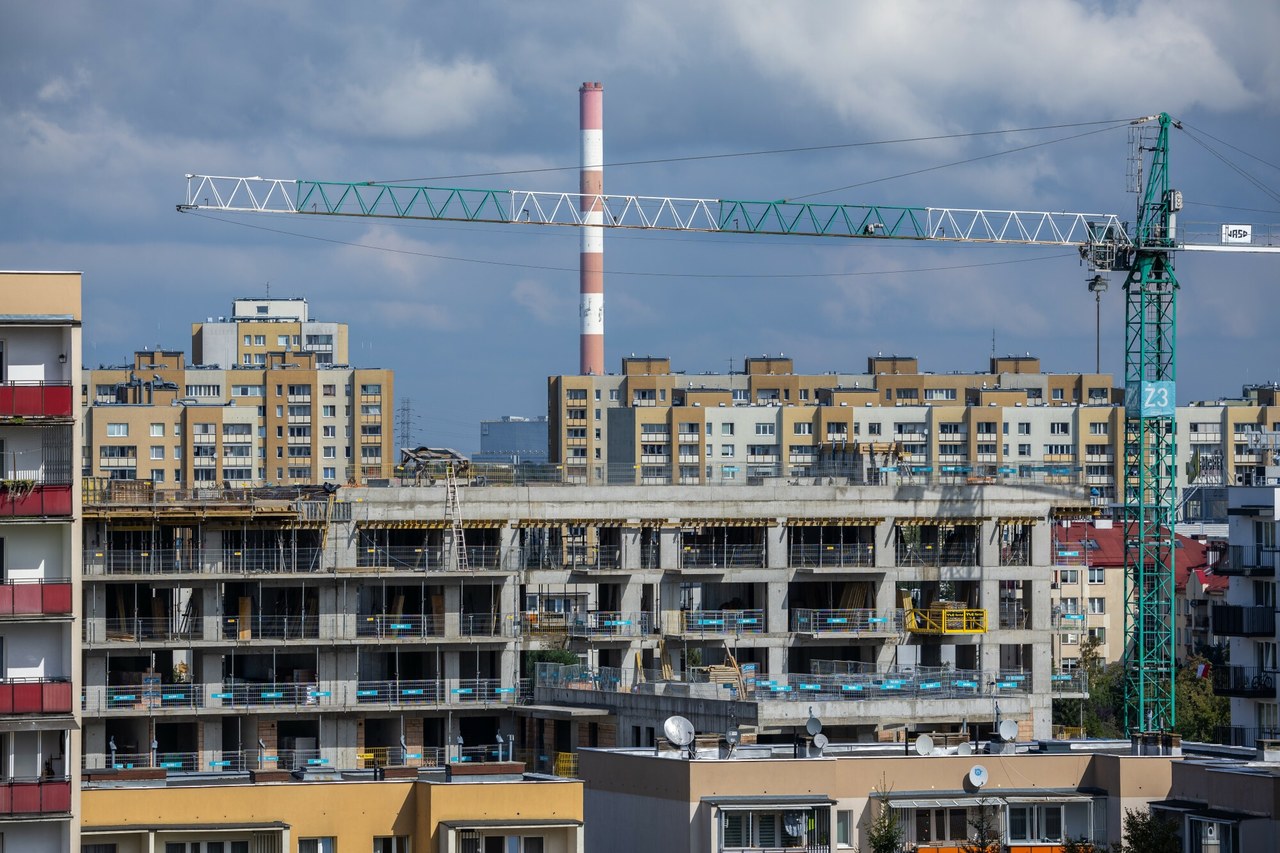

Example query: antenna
[663,715,696,757]
[956,741,974,756]
[805,710,823,738]
[914,733,935,756]
[812,732,829,756]
[998,719,1019,742]
[968,764,989,788]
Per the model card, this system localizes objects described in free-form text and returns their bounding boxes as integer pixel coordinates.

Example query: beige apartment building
[191,296,348,367]
[84,298,393,487]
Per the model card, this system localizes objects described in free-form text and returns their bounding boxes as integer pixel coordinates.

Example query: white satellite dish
[806,715,823,737]
[998,719,1019,742]
[956,741,973,756]
[812,732,829,752]
[968,764,989,788]
[663,715,696,749]
[914,734,934,756]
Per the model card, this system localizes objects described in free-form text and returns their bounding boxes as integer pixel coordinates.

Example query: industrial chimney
[579,82,604,376]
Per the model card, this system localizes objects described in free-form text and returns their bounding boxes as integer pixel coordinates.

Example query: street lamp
[1087,275,1109,374]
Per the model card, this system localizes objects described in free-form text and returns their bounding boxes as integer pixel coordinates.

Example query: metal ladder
[446,463,468,572]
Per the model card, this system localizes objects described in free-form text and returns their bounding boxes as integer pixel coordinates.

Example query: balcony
[1221,545,1277,578]
[0,580,72,617]
[357,545,446,572]
[895,542,978,567]
[905,607,987,635]
[85,547,327,576]
[1050,611,1086,631]
[88,682,204,712]
[0,778,71,817]
[91,618,197,644]
[998,602,1029,630]
[679,544,766,570]
[1212,666,1277,699]
[461,613,511,637]
[0,381,73,419]
[355,613,444,639]
[0,678,74,715]
[0,483,72,518]
[789,543,874,569]
[678,610,765,635]
[355,678,514,706]
[221,615,320,641]
[1211,604,1276,637]
[1214,725,1280,747]
[791,608,903,635]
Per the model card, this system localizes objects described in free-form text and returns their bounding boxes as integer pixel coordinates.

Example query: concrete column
[498,576,519,639]
[200,718,222,771]
[499,525,519,571]
[659,527,680,571]
[326,716,358,770]
[766,646,787,677]
[84,584,107,644]
[200,585,220,642]
[317,584,339,640]
[659,579,683,635]
[330,516,357,569]
[874,520,896,569]
[443,583,462,637]
[873,577,900,668]
[980,520,999,567]
[1031,519,1052,566]
[205,528,225,572]
[620,525,640,570]
[765,519,788,569]
[766,580,788,635]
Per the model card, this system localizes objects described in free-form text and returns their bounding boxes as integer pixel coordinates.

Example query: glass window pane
[1009,806,1028,840]
[915,810,932,842]
[949,808,968,840]
[1043,805,1063,840]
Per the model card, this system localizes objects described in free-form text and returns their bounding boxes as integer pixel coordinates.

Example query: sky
[3,1,1278,454]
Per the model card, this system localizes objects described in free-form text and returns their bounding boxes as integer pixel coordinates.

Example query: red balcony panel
[41,582,72,615]
[0,779,71,815]
[12,583,41,613]
[0,679,72,714]
[0,484,73,518]
[41,779,71,813]
[0,382,73,418]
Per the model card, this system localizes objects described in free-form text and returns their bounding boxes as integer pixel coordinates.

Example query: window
[939,422,964,435]
[322,425,336,438]
[107,423,128,437]
[732,389,749,402]
[254,334,266,345]
[360,384,382,395]
[721,445,735,457]
[150,423,164,437]
[243,334,251,346]
[1088,567,1105,584]
[1017,422,1031,435]
[323,467,336,480]
[277,335,289,347]
[1058,569,1078,585]
[976,443,997,455]
[232,384,264,397]
[755,422,775,436]
[149,445,164,460]
[1052,387,1065,400]
[298,838,335,853]
[868,423,881,436]
[722,423,735,436]
[836,810,854,847]
[373,837,409,853]
[1089,422,1109,435]
[1008,804,1063,843]
[925,387,957,400]
[185,384,222,398]
[1051,422,1070,435]
[1045,444,1073,455]
[323,447,336,459]
[1088,597,1105,614]
[1089,626,1107,643]
[976,422,997,434]
[794,422,812,435]
[1018,444,1031,457]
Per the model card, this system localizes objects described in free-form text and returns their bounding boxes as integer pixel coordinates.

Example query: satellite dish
[806,715,823,737]
[813,733,829,752]
[956,741,974,756]
[725,728,741,746]
[968,764,989,788]
[663,715,696,748]
[914,734,934,756]
[998,719,1019,742]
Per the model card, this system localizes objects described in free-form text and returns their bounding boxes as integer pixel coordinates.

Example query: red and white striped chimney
[579,82,604,376]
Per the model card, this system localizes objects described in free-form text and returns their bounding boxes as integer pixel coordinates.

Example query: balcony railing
[1050,670,1089,695]
[1211,604,1276,637]
[905,607,988,635]
[1214,725,1280,747]
[679,544,766,569]
[1212,666,1277,698]
[355,613,444,639]
[84,547,326,575]
[999,541,1032,566]
[357,545,446,571]
[0,678,73,714]
[565,611,654,638]
[895,542,978,567]
[1050,611,1087,631]
[460,613,511,637]
[0,483,72,518]
[998,602,1029,630]
[1222,545,1278,578]
[0,778,71,816]
[86,682,204,712]
[222,615,320,641]
[213,681,323,709]
[521,545,622,571]
[791,608,903,635]
[0,381,73,418]
[678,609,765,635]
[0,580,72,617]
[355,678,515,706]
[789,543,874,569]
[93,618,197,643]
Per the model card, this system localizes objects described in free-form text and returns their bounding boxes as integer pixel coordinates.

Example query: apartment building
[191,297,348,367]
[83,762,584,853]
[1214,486,1279,747]
[79,475,1090,786]
[548,355,1280,505]
[0,271,82,852]
[579,736,1280,853]
[84,348,394,487]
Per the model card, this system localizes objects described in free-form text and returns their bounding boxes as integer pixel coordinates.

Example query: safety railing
[789,543,875,569]
[83,547,326,576]
[1211,604,1276,637]
[521,545,623,571]
[791,609,902,635]
[355,613,444,638]
[221,615,320,640]
[1050,611,1086,631]
[84,682,203,713]
[213,681,326,709]
[460,613,513,637]
[999,540,1032,566]
[354,678,516,706]
[1049,670,1089,695]
[1212,666,1277,698]
[565,611,654,638]
[90,618,198,643]
[356,745,445,768]
[0,579,72,616]
[679,544,766,569]
[1222,545,1278,577]
[0,677,74,714]
[356,545,446,571]
[998,602,1029,630]
[905,607,988,635]
[894,542,979,567]
[678,609,766,635]
[1214,725,1280,747]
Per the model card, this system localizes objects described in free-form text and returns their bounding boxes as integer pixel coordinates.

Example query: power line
[1176,126,1280,206]
[374,117,1140,184]
[185,210,1074,280]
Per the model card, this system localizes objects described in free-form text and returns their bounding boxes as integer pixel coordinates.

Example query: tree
[1172,656,1229,742]
[864,798,907,853]
[959,799,1003,853]
[1111,807,1179,853]
[1054,635,1125,738]
[1060,836,1097,853]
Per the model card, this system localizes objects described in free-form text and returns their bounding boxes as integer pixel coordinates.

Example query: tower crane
[179,112,1278,734]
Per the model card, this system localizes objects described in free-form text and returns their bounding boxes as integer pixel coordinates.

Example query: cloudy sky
[3,1,1278,452]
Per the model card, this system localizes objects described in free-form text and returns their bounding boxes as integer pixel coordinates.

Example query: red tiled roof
[1052,522,1211,588]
